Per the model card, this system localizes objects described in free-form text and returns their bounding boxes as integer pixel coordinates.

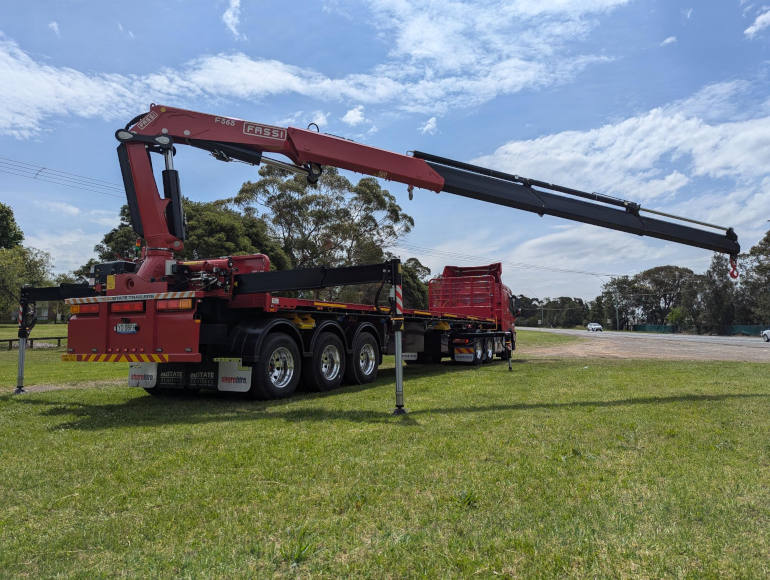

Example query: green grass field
[0,331,768,577]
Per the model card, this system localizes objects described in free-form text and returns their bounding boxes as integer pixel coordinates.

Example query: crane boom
[117,104,740,269]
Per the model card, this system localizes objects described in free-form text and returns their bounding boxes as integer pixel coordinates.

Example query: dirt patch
[4,380,123,394]
[519,331,770,363]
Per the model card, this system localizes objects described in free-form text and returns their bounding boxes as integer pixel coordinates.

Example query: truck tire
[249,332,301,400]
[305,332,346,392]
[344,331,379,384]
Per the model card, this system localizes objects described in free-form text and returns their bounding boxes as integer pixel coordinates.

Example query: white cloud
[0,37,144,138]
[660,36,677,46]
[223,0,246,40]
[48,21,60,37]
[341,105,366,126]
[310,111,329,127]
[0,0,632,137]
[419,117,437,135]
[683,8,693,19]
[25,228,104,273]
[745,10,770,38]
[33,200,80,216]
[471,80,770,284]
[474,81,770,202]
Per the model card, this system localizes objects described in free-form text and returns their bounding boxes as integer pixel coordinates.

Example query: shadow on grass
[4,361,767,431]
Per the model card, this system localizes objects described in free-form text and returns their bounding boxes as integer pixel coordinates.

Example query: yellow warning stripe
[454,347,474,354]
[62,353,169,362]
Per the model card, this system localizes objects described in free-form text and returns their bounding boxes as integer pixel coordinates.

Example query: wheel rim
[475,340,482,359]
[358,343,376,375]
[320,344,341,380]
[268,346,295,389]
[485,340,494,360]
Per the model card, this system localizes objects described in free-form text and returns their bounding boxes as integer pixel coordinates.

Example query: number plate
[115,323,138,334]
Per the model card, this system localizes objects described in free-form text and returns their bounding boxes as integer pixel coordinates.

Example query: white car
[762,329,770,342]
[587,323,603,332]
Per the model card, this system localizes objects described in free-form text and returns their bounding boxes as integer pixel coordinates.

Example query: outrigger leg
[15,298,36,395]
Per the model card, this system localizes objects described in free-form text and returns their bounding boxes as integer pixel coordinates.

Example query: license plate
[115,323,138,334]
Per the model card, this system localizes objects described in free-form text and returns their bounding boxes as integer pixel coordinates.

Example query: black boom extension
[234,260,401,295]
[413,151,740,256]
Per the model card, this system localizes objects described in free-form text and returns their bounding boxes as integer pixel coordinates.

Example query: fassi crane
[15,105,740,406]
[114,104,738,283]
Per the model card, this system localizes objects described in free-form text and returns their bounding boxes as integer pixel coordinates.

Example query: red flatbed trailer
[61,253,517,399]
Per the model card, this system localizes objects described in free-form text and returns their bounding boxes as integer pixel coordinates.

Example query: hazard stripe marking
[65,291,197,305]
[61,353,170,362]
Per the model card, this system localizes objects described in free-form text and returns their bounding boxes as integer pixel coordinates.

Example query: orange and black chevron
[62,354,169,362]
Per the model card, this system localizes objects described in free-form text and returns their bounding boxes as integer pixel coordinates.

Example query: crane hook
[729,255,739,279]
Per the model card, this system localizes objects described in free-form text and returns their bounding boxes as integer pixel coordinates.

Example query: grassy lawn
[0,332,768,577]
[0,323,68,340]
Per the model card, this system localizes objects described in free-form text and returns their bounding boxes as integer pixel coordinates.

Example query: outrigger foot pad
[392,406,407,415]
[13,387,26,395]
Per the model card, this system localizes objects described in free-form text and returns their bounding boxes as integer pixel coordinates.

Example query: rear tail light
[70,304,99,315]
[156,298,194,311]
[110,301,145,313]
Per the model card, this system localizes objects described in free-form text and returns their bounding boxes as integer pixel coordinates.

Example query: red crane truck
[16,105,741,409]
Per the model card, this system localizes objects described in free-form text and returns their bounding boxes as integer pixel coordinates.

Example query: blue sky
[1,0,769,298]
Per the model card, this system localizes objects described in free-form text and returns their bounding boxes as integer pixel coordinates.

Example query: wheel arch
[309,320,348,355]
[230,318,304,362]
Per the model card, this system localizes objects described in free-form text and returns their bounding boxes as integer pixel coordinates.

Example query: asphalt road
[518,326,770,362]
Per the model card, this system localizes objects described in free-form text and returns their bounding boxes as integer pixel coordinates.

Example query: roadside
[519,327,770,363]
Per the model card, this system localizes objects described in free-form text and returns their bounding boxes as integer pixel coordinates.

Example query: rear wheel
[305,332,346,392]
[249,332,301,400]
[344,332,379,384]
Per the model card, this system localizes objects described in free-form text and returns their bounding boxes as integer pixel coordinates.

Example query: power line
[392,240,619,278]
[0,157,124,199]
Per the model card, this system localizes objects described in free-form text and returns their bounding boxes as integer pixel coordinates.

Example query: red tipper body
[428,263,516,331]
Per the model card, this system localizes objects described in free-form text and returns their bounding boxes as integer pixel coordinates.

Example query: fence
[2,336,67,350]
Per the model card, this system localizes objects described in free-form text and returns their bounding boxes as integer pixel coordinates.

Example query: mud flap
[128,362,158,388]
[215,358,252,393]
[453,347,475,363]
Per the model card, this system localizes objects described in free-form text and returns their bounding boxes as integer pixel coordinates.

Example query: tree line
[2,164,768,333]
[515,232,770,333]
[0,167,434,321]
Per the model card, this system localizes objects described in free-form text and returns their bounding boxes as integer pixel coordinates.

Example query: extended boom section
[414,151,740,257]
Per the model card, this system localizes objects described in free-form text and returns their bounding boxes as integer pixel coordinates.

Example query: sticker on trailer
[402,352,418,361]
[189,369,217,389]
[216,358,252,392]
[128,362,157,388]
[157,367,185,388]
